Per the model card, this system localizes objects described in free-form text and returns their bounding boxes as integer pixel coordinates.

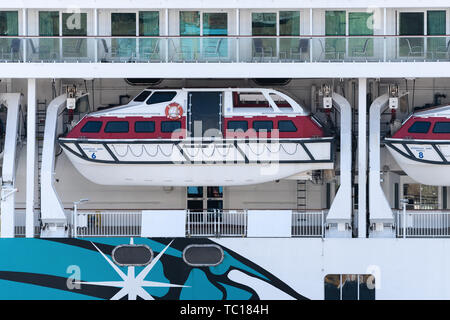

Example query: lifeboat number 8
[165,103,183,120]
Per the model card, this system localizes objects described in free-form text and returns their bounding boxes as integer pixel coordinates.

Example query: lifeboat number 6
[165,103,183,120]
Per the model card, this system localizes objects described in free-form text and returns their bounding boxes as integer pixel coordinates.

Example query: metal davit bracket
[40,94,71,238]
[368,94,395,237]
[325,92,352,238]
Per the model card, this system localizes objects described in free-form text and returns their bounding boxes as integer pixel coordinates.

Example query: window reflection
[180,11,200,60]
[39,11,60,60]
[399,12,424,57]
[348,12,374,57]
[427,11,446,58]
[324,274,375,300]
[139,11,160,60]
[403,184,439,210]
[279,11,302,60]
[325,11,346,60]
[203,13,228,58]
[252,12,276,59]
[111,13,136,59]
[0,11,19,61]
[62,13,87,58]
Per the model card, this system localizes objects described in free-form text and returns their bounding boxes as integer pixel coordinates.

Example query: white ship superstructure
[0,0,449,300]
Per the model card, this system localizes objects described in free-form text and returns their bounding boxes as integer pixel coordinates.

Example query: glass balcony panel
[111,13,136,61]
[348,12,374,58]
[1,35,449,63]
[62,13,88,60]
[0,38,21,61]
[39,11,59,61]
[325,11,346,61]
[252,13,276,61]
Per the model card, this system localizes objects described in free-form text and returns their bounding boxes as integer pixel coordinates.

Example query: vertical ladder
[296,180,307,210]
[36,99,47,207]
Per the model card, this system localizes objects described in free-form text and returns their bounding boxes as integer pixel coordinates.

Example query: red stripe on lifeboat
[392,116,450,140]
[65,115,324,140]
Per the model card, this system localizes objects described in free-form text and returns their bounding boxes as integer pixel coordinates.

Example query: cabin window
[278,120,297,132]
[161,121,182,133]
[133,90,152,102]
[80,121,103,133]
[135,121,155,133]
[146,91,177,105]
[325,274,375,300]
[227,121,248,132]
[112,245,153,267]
[433,122,450,133]
[403,184,439,210]
[183,245,224,267]
[233,92,271,108]
[407,121,431,133]
[104,121,129,133]
[253,120,273,132]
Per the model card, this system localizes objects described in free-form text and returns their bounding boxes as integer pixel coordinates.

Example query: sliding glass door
[0,11,19,60]
[252,12,277,59]
[203,12,227,58]
[39,11,59,60]
[399,12,424,57]
[325,11,346,59]
[179,11,200,60]
[139,11,159,60]
[427,11,446,58]
[62,13,87,58]
[279,11,301,60]
[348,12,373,57]
[111,12,136,58]
[179,11,228,60]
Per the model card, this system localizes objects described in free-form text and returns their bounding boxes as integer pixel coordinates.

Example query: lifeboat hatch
[188,91,222,137]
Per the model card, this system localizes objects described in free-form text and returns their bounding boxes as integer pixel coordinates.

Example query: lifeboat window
[269,93,292,109]
[161,121,182,133]
[104,121,129,133]
[433,122,450,133]
[407,121,431,133]
[135,121,155,133]
[146,91,177,105]
[133,90,152,102]
[80,121,103,133]
[227,120,248,132]
[278,120,297,132]
[253,120,273,132]
[233,92,271,108]
[183,244,224,267]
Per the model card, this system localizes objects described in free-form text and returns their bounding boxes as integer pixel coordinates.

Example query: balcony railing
[291,210,325,237]
[72,210,142,237]
[0,35,449,64]
[396,210,450,238]
[186,210,247,237]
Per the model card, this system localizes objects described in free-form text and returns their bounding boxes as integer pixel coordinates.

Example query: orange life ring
[165,103,183,120]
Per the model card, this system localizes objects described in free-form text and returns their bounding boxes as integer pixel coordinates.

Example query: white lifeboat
[384,105,450,186]
[59,88,335,186]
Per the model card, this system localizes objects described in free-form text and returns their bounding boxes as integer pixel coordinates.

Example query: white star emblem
[77,238,189,300]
